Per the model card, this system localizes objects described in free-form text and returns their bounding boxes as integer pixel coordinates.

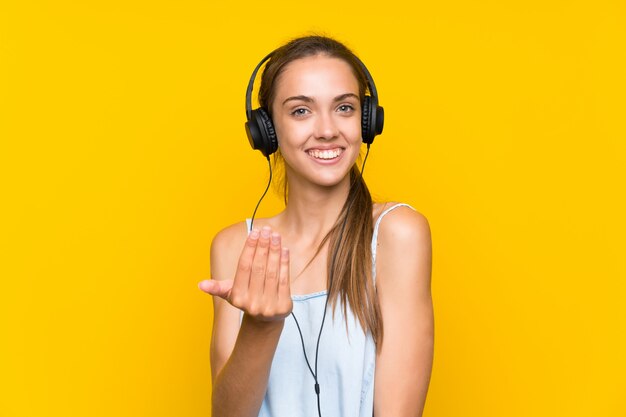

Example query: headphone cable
[249,156,272,232]
[290,143,371,417]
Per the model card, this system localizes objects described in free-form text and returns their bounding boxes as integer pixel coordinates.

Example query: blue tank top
[245,203,415,417]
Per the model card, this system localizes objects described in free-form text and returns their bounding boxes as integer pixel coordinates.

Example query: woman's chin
[308,170,353,188]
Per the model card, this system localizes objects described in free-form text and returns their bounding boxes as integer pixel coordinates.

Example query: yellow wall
[2,1,624,416]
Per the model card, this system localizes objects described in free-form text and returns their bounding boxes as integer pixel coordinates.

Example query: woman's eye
[338,104,355,113]
[291,108,309,117]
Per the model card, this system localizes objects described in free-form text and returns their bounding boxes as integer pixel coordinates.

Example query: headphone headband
[245,51,274,121]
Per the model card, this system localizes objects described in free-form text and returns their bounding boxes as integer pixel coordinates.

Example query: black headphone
[245,51,385,157]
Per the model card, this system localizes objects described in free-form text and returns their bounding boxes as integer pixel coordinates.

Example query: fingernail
[271,232,280,244]
[282,247,289,257]
[261,227,271,238]
[250,229,259,239]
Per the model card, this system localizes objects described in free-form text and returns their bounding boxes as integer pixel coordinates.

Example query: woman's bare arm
[373,207,434,417]
[200,223,292,417]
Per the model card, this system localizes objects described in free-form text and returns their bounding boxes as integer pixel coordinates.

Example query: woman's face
[271,54,362,189]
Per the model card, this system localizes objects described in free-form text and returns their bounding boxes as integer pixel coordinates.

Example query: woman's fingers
[264,232,282,293]
[232,228,260,296]
[226,225,292,320]
[278,247,291,302]
[248,226,271,297]
[198,279,233,300]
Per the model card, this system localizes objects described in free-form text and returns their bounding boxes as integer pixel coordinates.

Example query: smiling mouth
[307,148,344,160]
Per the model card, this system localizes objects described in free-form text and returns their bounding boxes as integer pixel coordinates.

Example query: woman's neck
[280,173,351,244]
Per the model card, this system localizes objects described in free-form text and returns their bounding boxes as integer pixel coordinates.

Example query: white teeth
[308,148,343,160]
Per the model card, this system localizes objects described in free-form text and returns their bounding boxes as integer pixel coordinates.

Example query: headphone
[245,51,385,157]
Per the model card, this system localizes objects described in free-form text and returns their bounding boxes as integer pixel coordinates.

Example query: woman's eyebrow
[282,95,313,106]
[333,93,359,102]
[282,93,359,106]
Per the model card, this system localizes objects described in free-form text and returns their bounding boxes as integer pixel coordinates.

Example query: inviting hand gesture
[199,226,292,323]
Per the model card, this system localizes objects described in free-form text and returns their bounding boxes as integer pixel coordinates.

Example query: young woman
[198,35,434,417]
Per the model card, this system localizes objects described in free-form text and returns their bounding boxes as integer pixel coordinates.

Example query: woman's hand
[199,226,292,323]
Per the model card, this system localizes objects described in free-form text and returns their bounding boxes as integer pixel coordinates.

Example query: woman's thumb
[198,279,232,299]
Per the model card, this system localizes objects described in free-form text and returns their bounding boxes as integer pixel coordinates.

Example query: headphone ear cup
[374,103,384,136]
[361,96,373,144]
[245,108,278,157]
[361,96,384,145]
[258,108,278,156]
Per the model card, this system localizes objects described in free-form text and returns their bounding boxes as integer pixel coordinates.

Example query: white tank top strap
[371,203,416,284]
[245,218,252,234]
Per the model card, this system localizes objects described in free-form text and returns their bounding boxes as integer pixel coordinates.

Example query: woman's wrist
[240,313,285,334]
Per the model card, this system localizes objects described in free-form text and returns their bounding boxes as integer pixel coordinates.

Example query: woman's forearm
[212,315,284,417]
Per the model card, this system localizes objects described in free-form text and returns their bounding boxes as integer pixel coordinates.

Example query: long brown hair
[258,35,383,347]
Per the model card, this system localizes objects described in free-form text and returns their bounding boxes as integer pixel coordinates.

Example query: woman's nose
[313,113,339,140]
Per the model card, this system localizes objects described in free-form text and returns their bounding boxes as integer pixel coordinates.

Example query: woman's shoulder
[212,220,248,248]
[373,201,431,243]
[210,220,249,271]
[372,202,432,291]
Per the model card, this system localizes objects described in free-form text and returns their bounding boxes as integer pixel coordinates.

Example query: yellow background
[1,1,625,416]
